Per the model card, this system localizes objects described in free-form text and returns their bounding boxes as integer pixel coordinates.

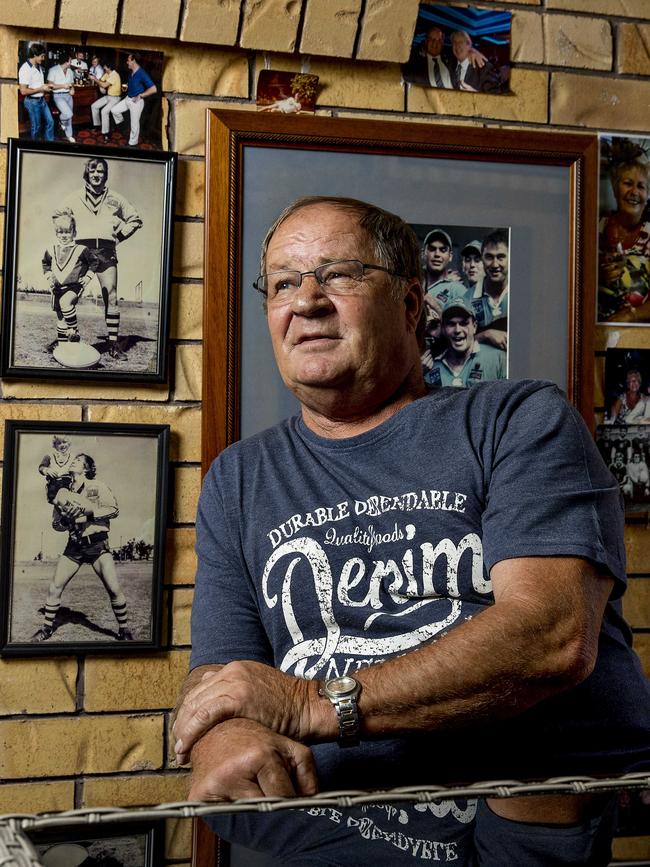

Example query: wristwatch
[319,675,361,747]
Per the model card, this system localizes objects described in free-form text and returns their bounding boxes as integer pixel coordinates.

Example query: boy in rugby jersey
[42,207,96,346]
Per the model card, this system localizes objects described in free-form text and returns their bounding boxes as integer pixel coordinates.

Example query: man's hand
[468,47,487,69]
[174,660,317,765]
[188,718,318,802]
[476,328,507,350]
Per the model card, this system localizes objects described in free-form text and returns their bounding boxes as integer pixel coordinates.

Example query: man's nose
[290,274,333,313]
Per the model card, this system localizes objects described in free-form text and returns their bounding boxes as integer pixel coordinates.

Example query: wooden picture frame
[202,109,598,471]
[0,420,169,656]
[1,138,176,383]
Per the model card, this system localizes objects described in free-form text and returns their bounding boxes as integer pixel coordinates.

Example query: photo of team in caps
[9,148,167,375]
[414,223,509,387]
[5,430,161,646]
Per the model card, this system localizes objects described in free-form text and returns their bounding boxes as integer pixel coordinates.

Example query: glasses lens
[263,271,301,301]
[314,260,364,291]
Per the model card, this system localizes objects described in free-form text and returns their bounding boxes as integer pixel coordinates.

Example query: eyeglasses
[253,259,407,305]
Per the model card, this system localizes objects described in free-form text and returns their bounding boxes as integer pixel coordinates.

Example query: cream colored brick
[165,47,248,96]
[171,587,193,645]
[0,27,21,77]
[176,159,205,218]
[83,772,189,807]
[166,527,197,585]
[548,0,650,17]
[167,818,192,861]
[623,578,650,629]
[0,659,77,715]
[300,0,361,58]
[0,781,75,814]
[619,24,650,75]
[174,344,202,402]
[0,715,163,778]
[356,0,419,63]
[0,381,169,400]
[0,405,81,453]
[87,404,200,462]
[544,14,611,70]
[612,837,650,861]
[408,68,549,125]
[0,211,4,270]
[171,283,203,340]
[180,0,240,45]
[0,85,18,145]
[174,98,257,155]
[624,524,650,573]
[241,0,304,52]
[59,0,118,32]
[174,466,201,524]
[632,633,649,678]
[511,10,544,65]
[173,220,204,279]
[84,651,190,710]
[552,72,650,130]
[309,57,404,111]
[0,0,55,27]
[121,0,182,38]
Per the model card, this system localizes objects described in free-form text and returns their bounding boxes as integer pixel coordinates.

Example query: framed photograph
[27,820,164,866]
[202,109,598,469]
[603,348,650,423]
[414,222,509,386]
[597,133,650,326]
[18,39,164,150]
[0,421,169,656]
[402,3,512,94]
[1,138,176,383]
[594,423,650,513]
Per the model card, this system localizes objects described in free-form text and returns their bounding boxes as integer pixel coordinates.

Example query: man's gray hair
[259,195,423,300]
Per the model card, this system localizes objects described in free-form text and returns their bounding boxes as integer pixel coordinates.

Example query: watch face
[327,676,357,696]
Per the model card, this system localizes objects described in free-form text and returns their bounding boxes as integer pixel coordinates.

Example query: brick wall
[0,1,649,864]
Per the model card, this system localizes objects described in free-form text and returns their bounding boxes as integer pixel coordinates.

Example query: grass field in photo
[12,293,159,373]
[9,559,154,644]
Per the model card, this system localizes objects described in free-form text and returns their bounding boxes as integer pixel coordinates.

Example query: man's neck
[299,367,427,440]
[484,278,505,300]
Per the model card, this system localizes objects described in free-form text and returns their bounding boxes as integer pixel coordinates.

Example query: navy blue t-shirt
[191,380,650,862]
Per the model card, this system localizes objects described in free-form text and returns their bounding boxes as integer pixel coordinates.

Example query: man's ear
[404,278,424,333]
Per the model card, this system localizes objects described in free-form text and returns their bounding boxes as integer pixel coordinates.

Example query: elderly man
[424,297,506,387]
[174,196,649,866]
[451,30,500,93]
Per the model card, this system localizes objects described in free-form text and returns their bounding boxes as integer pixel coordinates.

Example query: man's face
[265,204,419,401]
[462,253,484,285]
[35,53,46,65]
[482,242,509,287]
[127,56,137,70]
[87,162,107,189]
[443,314,476,356]
[452,35,471,62]
[424,28,444,58]
[70,455,87,475]
[424,239,452,277]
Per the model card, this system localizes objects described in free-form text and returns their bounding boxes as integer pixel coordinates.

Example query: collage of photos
[402,3,512,94]
[0,423,168,654]
[598,133,650,325]
[413,222,509,388]
[18,40,164,150]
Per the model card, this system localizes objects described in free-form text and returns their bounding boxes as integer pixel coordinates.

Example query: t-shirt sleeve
[18,64,30,86]
[480,382,627,595]
[190,458,274,671]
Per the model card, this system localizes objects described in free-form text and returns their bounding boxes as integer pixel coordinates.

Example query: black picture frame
[27,819,164,867]
[0,421,169,656]
[1,138,176,383]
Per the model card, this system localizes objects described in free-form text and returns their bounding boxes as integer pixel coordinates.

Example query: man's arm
[174,556,613,757]
[132,84,157,103]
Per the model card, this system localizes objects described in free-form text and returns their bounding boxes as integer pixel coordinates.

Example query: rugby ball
[42,843,89,867]
[53,341,101,369]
